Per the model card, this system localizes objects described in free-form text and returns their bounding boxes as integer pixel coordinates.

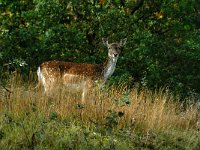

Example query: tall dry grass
[0,73,199,133]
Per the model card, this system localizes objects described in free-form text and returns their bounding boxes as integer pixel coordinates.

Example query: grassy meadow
[0,74,200,150]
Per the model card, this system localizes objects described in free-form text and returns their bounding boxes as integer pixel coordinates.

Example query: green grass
[0,75,200,149]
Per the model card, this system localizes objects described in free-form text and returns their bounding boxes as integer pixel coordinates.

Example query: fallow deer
[37,38,127,102]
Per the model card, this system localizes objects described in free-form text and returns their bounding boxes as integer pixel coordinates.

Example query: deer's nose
[114,54,118,57]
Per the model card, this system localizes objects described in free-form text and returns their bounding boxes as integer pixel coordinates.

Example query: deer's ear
[102,38,109,46]
[120,38,127,47]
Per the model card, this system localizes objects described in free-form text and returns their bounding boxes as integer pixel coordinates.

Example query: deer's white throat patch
[104,57,118,80]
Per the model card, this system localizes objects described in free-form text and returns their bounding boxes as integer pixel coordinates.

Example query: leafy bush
[0,0,200,98]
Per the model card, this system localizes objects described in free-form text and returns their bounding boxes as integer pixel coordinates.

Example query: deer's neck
[102,57,118,81]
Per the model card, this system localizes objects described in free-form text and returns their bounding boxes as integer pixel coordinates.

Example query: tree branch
[120,0,125,7]
[131,0,145,15]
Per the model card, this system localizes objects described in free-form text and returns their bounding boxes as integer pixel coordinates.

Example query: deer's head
[102,38,127,61]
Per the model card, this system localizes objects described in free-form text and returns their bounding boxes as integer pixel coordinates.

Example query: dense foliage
[0,0,200,98]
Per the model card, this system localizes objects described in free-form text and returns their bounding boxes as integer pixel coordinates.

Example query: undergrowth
[0,74,199,149]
